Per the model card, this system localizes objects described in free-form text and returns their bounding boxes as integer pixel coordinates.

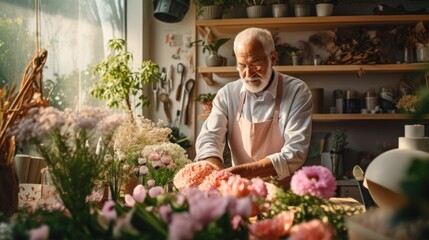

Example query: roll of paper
[404,124,425,138]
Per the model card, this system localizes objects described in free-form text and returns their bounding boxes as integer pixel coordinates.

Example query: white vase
[416,46,429,62]
[316,3,334,16]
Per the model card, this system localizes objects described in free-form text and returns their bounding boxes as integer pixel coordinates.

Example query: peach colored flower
[173,161,219,190]
[289,219,334,240]
[199,170,235,190]
[218,175,252,198]
[249,211,294,240]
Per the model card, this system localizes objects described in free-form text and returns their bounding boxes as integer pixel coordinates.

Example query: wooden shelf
[198,64,429,84]
[312,113,429,121]
[197,15,429,40]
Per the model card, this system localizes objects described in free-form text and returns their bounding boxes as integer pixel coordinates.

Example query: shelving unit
[195,14,429,122]
[199,64,429,85]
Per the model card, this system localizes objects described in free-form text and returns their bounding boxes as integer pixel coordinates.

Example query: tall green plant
[91,39,160,120]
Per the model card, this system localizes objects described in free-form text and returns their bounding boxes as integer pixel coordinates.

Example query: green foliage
[91,39,160,117]
[188,38,230,56]
[266,188,363,240]
[330,128,348,152]
[392,158,429,239]
[196,92,216,103]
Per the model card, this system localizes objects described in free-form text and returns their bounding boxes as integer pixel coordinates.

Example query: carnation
[173,161,219,190]
[290,166,336,199]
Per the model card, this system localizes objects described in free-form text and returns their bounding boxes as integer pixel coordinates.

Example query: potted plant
[293,0,311,17]
[270,0,289,17]
[188,38,230,66]
[245,0,269,18]
[193,0,239,19]
[91,39,160,121]
[196,92,217,116]
[314,0,337,16]
[329,128,349,178]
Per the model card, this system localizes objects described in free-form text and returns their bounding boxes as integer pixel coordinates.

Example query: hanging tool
[159,91,172,124]
[182,79,195,125]
[175,63,185,101]
[151,78,162,111]
[166,64,174,93]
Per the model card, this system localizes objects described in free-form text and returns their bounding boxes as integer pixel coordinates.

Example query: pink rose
[161,155,172,165]
[149,152,160,161]
[148,186,164,198]
[290,166,337,199]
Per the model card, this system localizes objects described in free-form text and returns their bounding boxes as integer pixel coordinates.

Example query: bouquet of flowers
[396,95,420,113]
[12,106,126,225]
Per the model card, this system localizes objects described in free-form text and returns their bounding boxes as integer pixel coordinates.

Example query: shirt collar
[240,70,278,99]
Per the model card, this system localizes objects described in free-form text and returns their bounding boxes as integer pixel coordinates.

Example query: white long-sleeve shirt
[195,71,313,179]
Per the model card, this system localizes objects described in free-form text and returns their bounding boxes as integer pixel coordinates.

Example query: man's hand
[202,157,224,170]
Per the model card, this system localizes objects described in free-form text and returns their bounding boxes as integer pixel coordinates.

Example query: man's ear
[271,51,279,66]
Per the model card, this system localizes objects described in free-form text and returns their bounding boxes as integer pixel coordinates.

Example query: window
[0,0,125,109]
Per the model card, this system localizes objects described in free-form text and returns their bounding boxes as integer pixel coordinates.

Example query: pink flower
[147,179,155,187]
[124,194,136,207]
[132,184,147,202]
[113,210,138,238]
[249,211,294,240]
[289,219,334,240]
[169,212,200,240]
[187,191,229,225]
[149,152,161,161]
[161,155,172,165]
[290,166,336,199]
[151,160,163,169]
[148,186,164,198]
[173,161,219,190]
[101,200,117,221]
[159,205,172,223]
[29,224,49,240]
[167,162,176,169]
[250,177,268,198]
[227,196,253,218]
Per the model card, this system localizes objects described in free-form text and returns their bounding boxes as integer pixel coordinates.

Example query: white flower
[138,157,147,165]
[139,166,149,175]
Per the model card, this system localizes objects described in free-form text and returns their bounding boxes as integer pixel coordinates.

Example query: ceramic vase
[246,5,269,18]
[272,4,288,18]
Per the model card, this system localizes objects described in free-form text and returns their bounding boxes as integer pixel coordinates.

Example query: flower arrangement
[396,95,419,113]
[12,106,126,224]
[1,159,364,239]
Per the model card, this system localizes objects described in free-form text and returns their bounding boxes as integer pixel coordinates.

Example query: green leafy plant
[192,0,242,16]
[195,92,216,103]
[330,128,349,152]
[245,0,267,6]
[91,39,160,120]
[188,38,230,56]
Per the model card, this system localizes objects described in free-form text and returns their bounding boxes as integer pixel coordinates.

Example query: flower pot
[416,46,429,62]
[205,55,225,67]
[294,3,310,17]
[316,3,334,17]
[271,4,288,18]
[201,5,224,19]
[246,5,269,18]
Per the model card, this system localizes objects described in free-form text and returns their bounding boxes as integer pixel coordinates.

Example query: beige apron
[230,76,284,165]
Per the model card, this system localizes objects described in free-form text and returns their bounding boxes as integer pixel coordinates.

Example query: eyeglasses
[235,63,263,72]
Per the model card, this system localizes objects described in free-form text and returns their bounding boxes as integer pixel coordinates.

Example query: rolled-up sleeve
[268,77,313,180]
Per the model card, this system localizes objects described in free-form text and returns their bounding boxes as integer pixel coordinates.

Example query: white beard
[242,67,273,93]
